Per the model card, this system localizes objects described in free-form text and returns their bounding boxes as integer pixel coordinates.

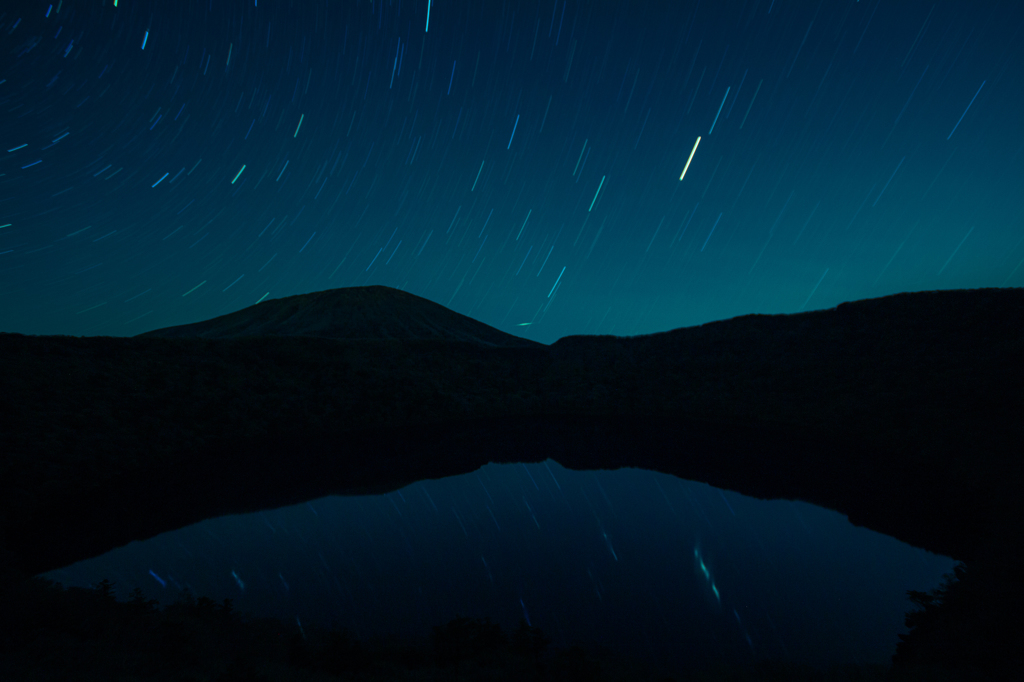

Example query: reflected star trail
[45,461,957,674]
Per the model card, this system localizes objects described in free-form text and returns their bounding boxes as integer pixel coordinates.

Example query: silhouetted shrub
[155,617,202,667]
[375,637,431,670]
[215,655,272,682]
[319,626,371,674]
[0,574,910,681]
[431,615,508,667]
[893,559,1024,679]
[92,577,117,603]
[549,644,603,681]
[126,586,161,616]
[286,630,312,669]
[510,616,551,661]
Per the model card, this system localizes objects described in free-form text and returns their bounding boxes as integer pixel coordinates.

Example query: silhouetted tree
[126,586,160,616]
[894,559,1024,677]
[319,627,370,675]
[170,586,197,611]
[550,644,603,682]
[4,575,810,680]
[195,595,219,620]
[511,617,550,662]
[431,615,507,667]
[286,630,313,669]
[895,563,969,669]
[215,656,272,682]
[92,578,116,603]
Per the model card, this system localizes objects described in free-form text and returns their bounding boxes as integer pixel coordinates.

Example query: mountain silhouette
[137,285,543,348]
[2,285,1022,676]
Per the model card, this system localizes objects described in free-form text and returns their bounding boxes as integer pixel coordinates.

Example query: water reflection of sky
[46,459,956,675]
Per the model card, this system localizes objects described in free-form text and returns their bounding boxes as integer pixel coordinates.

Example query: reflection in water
[45,460,955,674]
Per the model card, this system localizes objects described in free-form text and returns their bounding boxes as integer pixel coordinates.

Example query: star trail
[0,0,1020,341]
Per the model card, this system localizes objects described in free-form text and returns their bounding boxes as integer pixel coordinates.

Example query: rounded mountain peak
[136,285,542,348]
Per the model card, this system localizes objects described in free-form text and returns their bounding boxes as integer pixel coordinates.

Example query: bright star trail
[680,136,702,181]
[2,1,1016,343]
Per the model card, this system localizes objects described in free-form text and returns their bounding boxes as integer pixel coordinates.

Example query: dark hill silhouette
[2,285,1022,677]
[0,576,691,681]
[136,285,543,348]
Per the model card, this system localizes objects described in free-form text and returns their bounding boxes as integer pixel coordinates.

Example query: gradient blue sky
[1,0,1021,343]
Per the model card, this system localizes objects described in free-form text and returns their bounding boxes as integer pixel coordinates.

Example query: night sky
[1,0,1021,340]
[6,0,1019,675]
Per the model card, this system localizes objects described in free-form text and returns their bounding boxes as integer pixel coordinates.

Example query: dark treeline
[2,562,1014,681]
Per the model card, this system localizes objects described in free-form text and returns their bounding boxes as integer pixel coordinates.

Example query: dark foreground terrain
[2,285,1022,678]
[1,571,987,681]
